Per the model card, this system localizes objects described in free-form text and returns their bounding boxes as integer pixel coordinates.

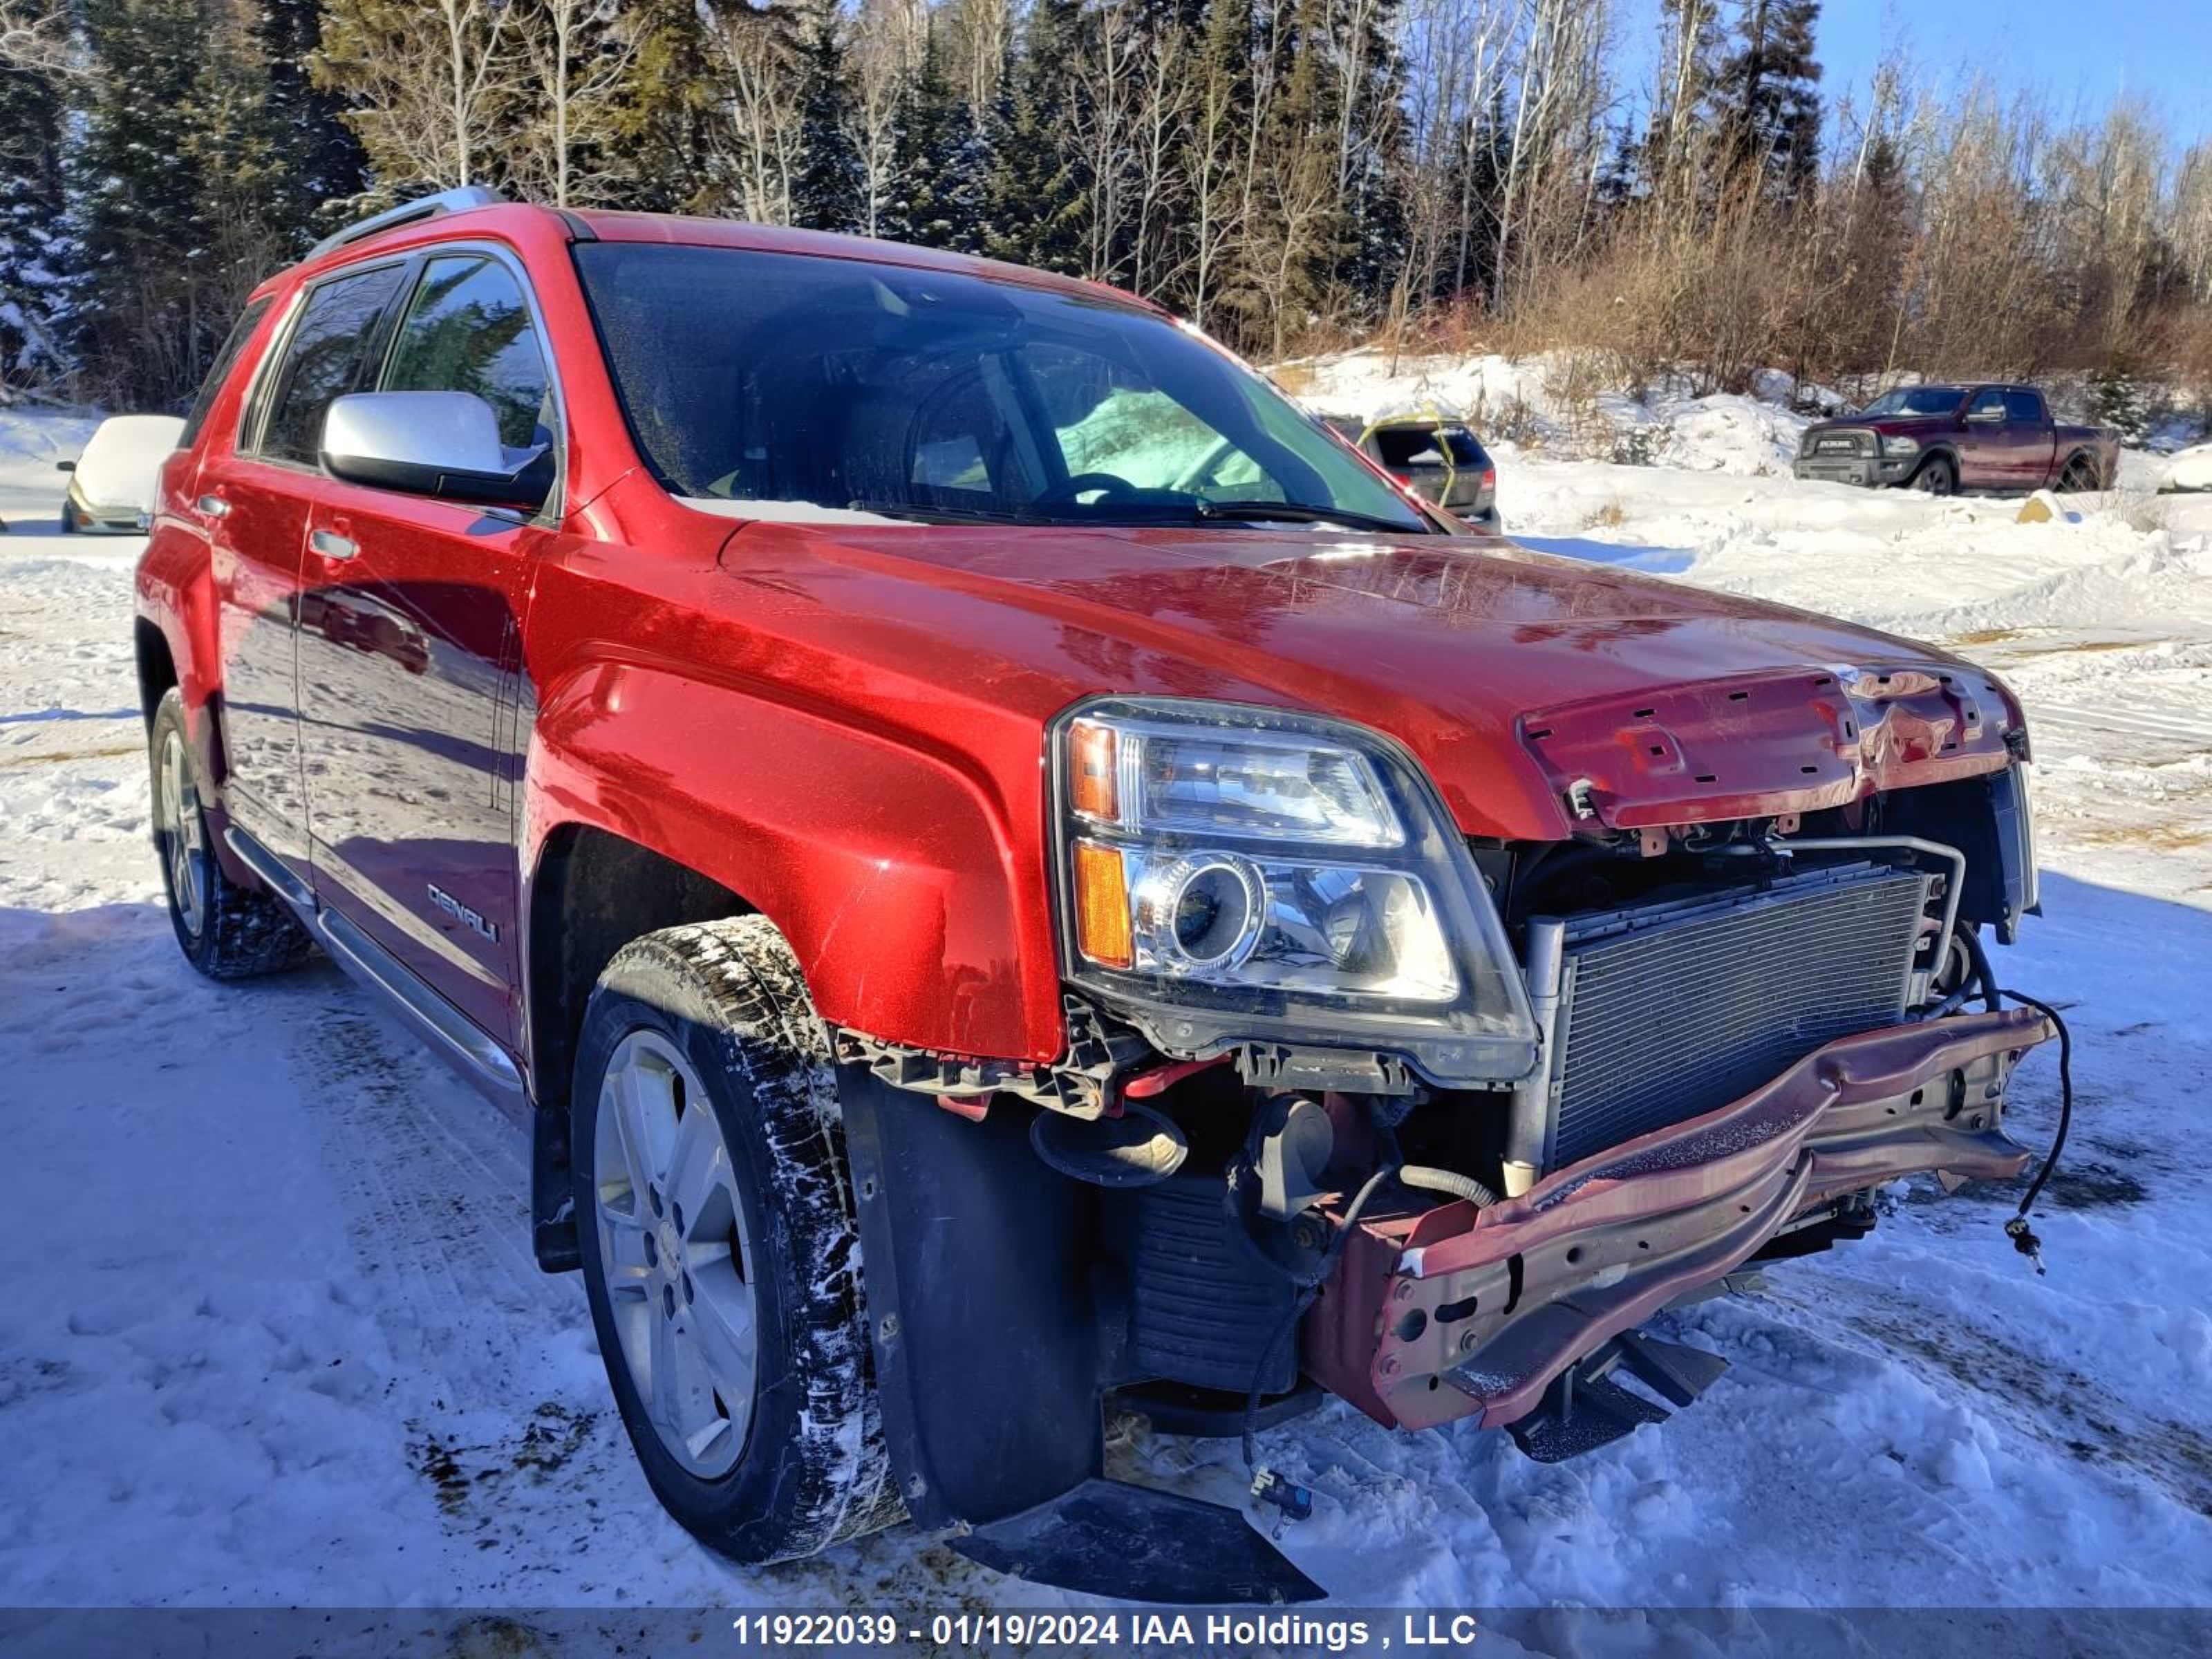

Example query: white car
[58,414,185,533]
[2168,443,2212,493]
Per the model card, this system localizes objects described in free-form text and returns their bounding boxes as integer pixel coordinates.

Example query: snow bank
[1282,347,1814,476]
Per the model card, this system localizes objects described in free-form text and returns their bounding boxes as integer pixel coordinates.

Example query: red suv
[135,190,2056,1603]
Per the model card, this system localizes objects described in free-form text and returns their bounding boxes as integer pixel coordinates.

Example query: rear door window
[2003,388,2045,424]
[251,263,410,467]
[380,254,554,450]
[181,297,274,449]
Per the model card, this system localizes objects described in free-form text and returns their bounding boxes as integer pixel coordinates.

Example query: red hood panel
[724,521,2018,838]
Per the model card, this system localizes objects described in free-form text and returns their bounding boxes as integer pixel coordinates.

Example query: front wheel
[1907,456,1956,496]
[572,917,899,1564]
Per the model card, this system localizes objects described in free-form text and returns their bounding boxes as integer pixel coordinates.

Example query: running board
[222,825,523,1102]
[950,1477,1324,1604]
[1501,1329,1730,1465]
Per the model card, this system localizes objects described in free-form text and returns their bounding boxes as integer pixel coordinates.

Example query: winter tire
[573,916,899,1564]
[1908,456,1956,496]
[149,688,314,979]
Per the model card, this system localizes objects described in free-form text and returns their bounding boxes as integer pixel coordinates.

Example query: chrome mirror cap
[321,391,551,512]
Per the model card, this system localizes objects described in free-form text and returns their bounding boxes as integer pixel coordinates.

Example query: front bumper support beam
[1302,1008,2052,1432]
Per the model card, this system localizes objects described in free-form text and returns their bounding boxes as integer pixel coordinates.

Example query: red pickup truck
[1794,383,2117,496]
[134,191,2056,1603]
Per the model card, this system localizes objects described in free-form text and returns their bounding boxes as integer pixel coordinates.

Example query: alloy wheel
[593,1029,758,1477]
[158,728,207,940]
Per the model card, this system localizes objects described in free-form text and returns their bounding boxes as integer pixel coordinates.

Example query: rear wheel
[573,917,899,1564]
[1908,456,1956,496]
[2056,454,2100,492]
[148,688,313,979]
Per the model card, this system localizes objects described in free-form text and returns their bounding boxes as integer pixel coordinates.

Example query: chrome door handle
[195,494,229,518]
[310,529,357,561]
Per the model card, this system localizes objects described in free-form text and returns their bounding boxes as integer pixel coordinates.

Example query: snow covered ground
[3,403,2211,1640]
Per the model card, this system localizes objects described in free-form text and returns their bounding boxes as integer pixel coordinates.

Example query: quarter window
[253,264,409,467]
[382,254,553,450]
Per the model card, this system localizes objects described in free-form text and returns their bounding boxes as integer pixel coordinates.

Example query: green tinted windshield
[574,243,1427,533]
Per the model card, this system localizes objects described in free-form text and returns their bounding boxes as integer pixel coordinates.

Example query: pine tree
[791,0,862,231]
[883,25,986,252]
[982,0,1084,272]
[1711,0,1821,199]
[0,51,68,388]
[606,0,735,212]
[70,0,221,406]
[256,0,367,242]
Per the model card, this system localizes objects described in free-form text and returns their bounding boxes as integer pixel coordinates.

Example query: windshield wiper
[845,499,1044,526]
[1191,498,1421,534]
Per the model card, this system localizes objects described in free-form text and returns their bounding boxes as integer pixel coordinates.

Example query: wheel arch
[133,618,177,727]
[1910,444,1961,483]
[523,824,754,1271]
[2058,446,2104,488]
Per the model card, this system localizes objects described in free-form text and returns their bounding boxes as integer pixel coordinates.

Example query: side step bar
[223,825,523,1103]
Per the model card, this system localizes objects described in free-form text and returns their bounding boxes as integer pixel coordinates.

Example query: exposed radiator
[1519,862,1933,1172]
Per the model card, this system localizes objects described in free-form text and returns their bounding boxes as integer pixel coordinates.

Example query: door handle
[310,529,357,561]
[195,494,229,518]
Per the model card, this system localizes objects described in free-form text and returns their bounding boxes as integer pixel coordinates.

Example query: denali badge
[427,883,500,943]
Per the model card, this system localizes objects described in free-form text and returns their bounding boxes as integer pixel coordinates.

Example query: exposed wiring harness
[1939,926,2074,1275]
[1224,1105,1499,1519]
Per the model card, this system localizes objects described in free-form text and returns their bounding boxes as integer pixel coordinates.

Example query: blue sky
[1621,0,2212,151]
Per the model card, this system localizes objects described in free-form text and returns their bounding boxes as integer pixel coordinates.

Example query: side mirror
[1965,406,2003,424]
[321,391,552,513]
[55,460,74,473]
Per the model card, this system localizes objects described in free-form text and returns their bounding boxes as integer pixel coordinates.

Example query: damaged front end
[1304,1007,2047,1444]
[835,692,2059,1603]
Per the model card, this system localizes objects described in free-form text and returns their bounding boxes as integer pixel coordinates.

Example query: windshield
[573,243,1427,534]
[1855,387,1965,418]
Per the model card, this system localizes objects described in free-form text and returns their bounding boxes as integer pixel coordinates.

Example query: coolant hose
[1396,1163,1499,1209]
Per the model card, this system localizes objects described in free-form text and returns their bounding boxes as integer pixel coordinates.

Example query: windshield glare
[574,243,1427,534]
[1857,387,1965,418]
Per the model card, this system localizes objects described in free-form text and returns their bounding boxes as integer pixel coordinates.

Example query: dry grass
[1582,500,1630,529]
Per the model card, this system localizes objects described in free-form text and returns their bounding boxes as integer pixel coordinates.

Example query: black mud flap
[952,1477,1324,1604]
[1503,1329,1730,1465]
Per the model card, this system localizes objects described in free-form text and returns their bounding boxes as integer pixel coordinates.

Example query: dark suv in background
[1324,411,1499,527]
[1794,383,2117,496]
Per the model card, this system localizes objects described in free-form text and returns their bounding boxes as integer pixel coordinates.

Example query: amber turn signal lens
[1069,719,1119,822]
[1071,839,1134,968]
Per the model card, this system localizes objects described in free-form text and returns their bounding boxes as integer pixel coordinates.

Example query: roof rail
[303,186,507,263]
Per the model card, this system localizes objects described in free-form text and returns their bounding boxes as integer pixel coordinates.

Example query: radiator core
[1533,862,1932,1171]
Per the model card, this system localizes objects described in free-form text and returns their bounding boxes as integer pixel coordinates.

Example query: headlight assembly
[1052,697,1539,1086]
[1883,434,1921,457]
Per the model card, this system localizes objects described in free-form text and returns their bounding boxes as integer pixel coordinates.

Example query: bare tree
[521,0,639,208]
[704,6,804,225]
[0,0,76,77]
[316,0,528,191]
[941,0,1010,127]
[846,0,927,237]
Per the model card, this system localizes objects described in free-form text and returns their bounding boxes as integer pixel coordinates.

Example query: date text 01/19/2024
[727,1613,1488,1649]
